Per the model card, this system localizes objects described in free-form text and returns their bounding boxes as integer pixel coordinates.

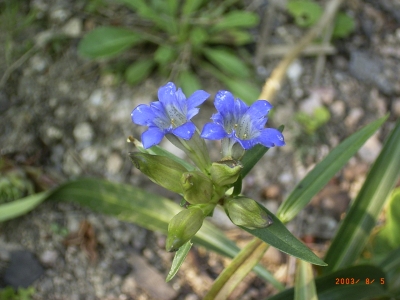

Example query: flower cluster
[132,83,285,155]
[130,82,285,252]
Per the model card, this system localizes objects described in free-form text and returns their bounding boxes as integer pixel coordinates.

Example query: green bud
[129,152,187,194]
[166,207,205,252]
[210,160,242,186]
[181,171,213,204]
[224,197,273,229]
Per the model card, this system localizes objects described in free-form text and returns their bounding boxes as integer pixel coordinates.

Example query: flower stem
[167,132,211,173]
[203,238,269,300]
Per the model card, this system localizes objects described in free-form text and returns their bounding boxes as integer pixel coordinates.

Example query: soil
[1,0,399,299]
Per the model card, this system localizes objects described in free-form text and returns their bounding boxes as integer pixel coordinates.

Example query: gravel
[1,0,399,299]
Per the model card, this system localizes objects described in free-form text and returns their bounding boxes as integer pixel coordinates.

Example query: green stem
[203,238,269,300]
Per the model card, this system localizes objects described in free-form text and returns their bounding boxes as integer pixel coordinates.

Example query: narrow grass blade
[277,115,388,223]
[295,260,317,300]
[323,118,400,273]
[269,265,387,300]
[0,191,49,222]
[166,240,192,282]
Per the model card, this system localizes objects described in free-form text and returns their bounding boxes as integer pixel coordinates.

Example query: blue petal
[142,127,165,149]
[187,90,210,112]
[246,100,272,120]
[234,98,248,121]
[201,123,227,140]
[214,90,235,116]
[258,128,285,147]
[172,122,196,140]
[158,82,177,108]
[131,105,156,126]
[187,107,199,120]
[235,137,256,150]
[174,87,187,115]
[210,112,224,125]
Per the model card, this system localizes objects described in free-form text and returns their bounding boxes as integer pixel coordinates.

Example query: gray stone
[73,122,94,143]
[62,18,82,37]
[349,51,394,95]
[3,250,44,288]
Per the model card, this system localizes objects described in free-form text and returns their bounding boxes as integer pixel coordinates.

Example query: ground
[0,0,400,299]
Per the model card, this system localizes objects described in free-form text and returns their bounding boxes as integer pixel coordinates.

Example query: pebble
[62,18,82,37]
[73,122,94,143]
[287,60,303,82]
[106,153,123,175]
[121,276,138,298]
[263,184,281,199]
[330,100,346,118]
[40,250,58,268]
[358,133,382,163]
[299,93,322,115]
[29,54,49,73]
[344,107,364,128]
[80,146,99,163]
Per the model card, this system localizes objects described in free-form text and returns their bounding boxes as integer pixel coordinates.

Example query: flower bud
[166,207,205,252]
[181,171,213,204]
[129,152,187,194]
[210,160,242,186]
[224,197,273,229]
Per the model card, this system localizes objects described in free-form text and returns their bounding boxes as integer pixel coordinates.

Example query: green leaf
[211,11,259,32]
[208,30,254,46]
[115,0,149,12]
[277,115,388,223]
[182,0,204,16]
[287,0,323,27]
[154,45,176,66]
[240,201,327,266]
[323,117,400,273]
[0,191,49,222]
[166,0,179,16]
[116,0,176,33]
[178,70,202,96]
[333,12,355,39]
[370,188,400,257]
[203,48,251,78]
[125,59,155,85]
[201,62,259,104]
[294,260,317,300]
[78,26,142,59]
[269,265,387,300]
[222,77,260,104]
[166,240,192,282]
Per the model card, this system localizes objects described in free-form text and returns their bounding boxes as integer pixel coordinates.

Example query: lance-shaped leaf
[239,201,327,266]
[278,115,388,223]
[323,117,400,273]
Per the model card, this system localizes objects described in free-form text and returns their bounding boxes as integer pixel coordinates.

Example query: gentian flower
[201,90,284,158]
[131,82,209,149]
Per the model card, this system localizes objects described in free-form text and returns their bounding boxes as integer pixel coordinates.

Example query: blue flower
[200,90,285,151]
[131,82,210,149]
